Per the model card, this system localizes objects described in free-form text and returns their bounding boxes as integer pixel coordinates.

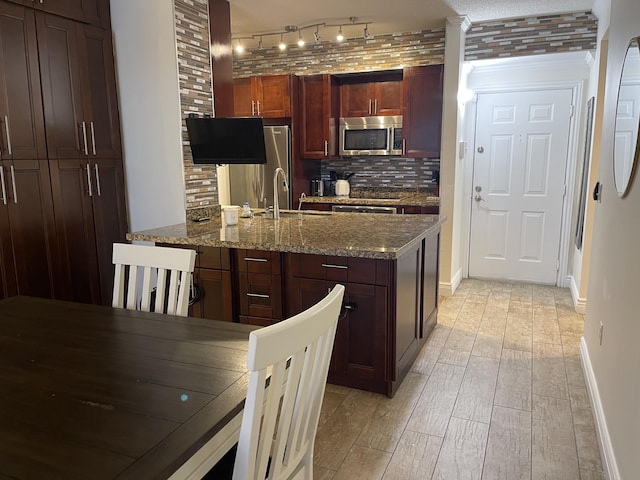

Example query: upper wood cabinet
[299,74,339,159]
[37,13,121,161]
[402,65,444,158]
[6,0,110,28]
[233,74,292,118]
[340,80,403,117]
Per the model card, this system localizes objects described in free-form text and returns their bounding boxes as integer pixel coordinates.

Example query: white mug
[223,206,240,226]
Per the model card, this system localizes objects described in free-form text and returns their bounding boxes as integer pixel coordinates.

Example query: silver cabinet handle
[81,122,88,155]
[321,263,348,270]
[368,99,372,115]
[247,292,270,298]
[251,101,255,116]
[86,163,92,197]
[0,166,6,205]
[94,164,101,196]
[374,99,378,115]
[89,121,96,156]
[324,140,328,157]
[256,100,261,116]
[402,138,406,156]
[9,165,16,203]
[244,257,268,262]
[4,115,12,156]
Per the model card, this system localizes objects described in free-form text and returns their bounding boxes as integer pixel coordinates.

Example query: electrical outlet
[599,322,604,345]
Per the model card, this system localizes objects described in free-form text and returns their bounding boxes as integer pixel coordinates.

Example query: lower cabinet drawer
[238,273,282,322]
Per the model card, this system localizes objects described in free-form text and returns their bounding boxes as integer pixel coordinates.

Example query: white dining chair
[112,243,196,317]
[207,283,345,480]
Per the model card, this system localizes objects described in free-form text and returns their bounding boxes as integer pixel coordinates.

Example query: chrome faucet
[273,167,289,220]
[298,192,306,218]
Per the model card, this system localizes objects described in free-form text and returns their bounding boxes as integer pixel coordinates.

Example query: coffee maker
[310,177,324,196]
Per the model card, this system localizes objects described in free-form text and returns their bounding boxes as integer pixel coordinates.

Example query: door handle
[251,101,255,116]
[89,121,97,156]
[4,115,12,156]
[324,140,328,157]
[86,163,93,197]
[368,99,372,115]
[94,164,101,196]
[256,100,261,116]
[0,166,6,205]
[81,122,88,155]
[321,263,348,270]
[9,165,17,203]
[374,99,377,115]
[247,292,270,299]
[474,194,486,202]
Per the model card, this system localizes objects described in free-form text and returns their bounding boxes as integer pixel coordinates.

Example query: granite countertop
[301,193,439,207]
[127,211,444,260]
[300,187,439,207]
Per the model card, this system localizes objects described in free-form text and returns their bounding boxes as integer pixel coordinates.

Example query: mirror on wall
[613,37,640,197]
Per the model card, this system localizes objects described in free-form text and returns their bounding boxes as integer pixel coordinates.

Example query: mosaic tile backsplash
[174,0,218,209]
[176,6,597,210]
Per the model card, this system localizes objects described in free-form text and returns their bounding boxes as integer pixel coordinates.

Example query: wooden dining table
[0,295,259,479]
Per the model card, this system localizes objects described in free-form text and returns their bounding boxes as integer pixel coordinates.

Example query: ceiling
[228,0,596,49]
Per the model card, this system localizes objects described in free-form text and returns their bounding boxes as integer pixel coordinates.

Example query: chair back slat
[111,243,196,317]
[233,284,345,480]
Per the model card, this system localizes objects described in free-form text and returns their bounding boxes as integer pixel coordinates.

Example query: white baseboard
[580,337,620,480]
[439,268,462,296]
[568,275,587,314]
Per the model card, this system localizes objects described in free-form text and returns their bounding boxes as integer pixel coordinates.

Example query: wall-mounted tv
[185,116,267,164]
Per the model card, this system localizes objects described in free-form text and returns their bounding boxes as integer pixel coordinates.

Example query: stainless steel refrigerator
[228,125,291,209]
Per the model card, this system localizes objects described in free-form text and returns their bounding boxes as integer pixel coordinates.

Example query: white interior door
[469,89,573,284]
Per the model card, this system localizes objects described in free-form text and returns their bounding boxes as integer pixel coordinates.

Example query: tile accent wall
[174,0,218,209]
[232,30,445,78]
[174,9,597,207]
[465,12,597,60]
[322,157,440,190]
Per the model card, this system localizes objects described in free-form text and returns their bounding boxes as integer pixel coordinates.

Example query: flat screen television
[185,116,267,164]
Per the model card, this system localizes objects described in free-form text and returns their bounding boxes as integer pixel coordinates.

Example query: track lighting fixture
[231,17,372,51]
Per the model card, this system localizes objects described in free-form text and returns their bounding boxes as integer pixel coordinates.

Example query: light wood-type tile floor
[313,279,604,480]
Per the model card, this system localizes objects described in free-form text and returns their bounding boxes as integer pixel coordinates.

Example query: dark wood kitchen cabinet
[38,12,126,305]
[0,3,61,300]
[402,65,444,158]
[189,246,234,323]
[37,13,121,160]
[298,74,340,159]
[0,1,124,303]
[340,79,403,117]
[235,249,283,326]
[286,254,391,393]
[233,74,292,118]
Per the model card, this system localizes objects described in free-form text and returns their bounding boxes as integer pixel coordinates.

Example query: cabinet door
[374,80,403,116]
[395,241,421,376]
[0,4,47,161]
[402,65,444,158]
[258,75,290,118]
[90,159,127,304]
[336,283,388,381]
[49,159,101,304]
[0,160,61,299]
[286,276,329,319]
[340,82,372,117]
[34,0,109,28]
[233,77,254,117]
[238,273,282,325]
[36,13,86,160]
[82,25,121,159]
[300,75,338,159]
[190,268,234,322]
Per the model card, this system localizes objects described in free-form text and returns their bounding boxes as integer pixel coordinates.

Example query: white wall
[582,0,640,477]
[110,0,186,232]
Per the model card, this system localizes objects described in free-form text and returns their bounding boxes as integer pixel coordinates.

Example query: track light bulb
[278,33,286,50]
[297,32,305,47]
[258,36,263,50]
[314,29,321,44]
[336,26,344,42]
[235,42,244,54]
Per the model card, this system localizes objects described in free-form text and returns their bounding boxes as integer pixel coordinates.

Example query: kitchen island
[128,211,443,397]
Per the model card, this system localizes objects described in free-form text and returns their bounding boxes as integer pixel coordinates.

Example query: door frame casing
[461,52,592,287]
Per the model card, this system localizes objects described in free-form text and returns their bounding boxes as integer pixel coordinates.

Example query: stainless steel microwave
[339,116,403,156]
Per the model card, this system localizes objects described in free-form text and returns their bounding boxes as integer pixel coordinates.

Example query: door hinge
[569,105,575,117]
